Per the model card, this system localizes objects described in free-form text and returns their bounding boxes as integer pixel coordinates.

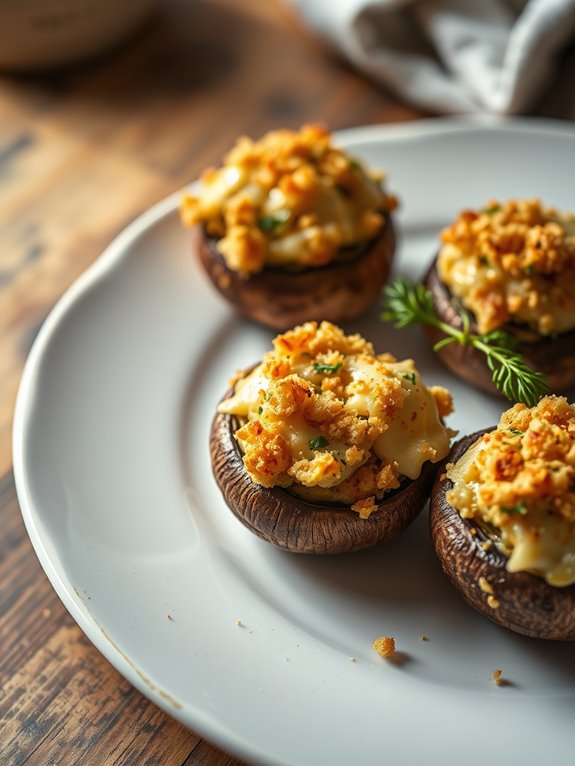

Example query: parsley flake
[309,435,329,451]
[403,372,416,384]
[501,500,528,516]
[257,210,290,232]
[313,362,342,375]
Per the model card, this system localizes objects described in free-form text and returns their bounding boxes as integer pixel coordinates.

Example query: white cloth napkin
[288,0,575,113]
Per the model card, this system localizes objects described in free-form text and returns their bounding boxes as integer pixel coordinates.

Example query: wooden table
[1,1,574,763]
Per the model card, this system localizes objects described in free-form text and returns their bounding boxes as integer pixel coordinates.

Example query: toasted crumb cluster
[373,636,396,658]
[446,396,575,586]
[218,321,453,515]
[437,199,575,335]
[181,124,397,275]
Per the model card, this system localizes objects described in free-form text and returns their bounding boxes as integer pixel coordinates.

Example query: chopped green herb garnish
[309,435,329,451]
[313,362,343,375]
[381,278,550,407]
[523,264,534,275]
[258,406,263,414]
[508,429,523,436]
[479,255,489,266]
[403,372,416,384]
[501,500,528,516]
[257,210,290,232]
[482,205,501,215]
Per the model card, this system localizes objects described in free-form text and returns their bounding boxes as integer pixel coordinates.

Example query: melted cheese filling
[447,430,575,587]
[219,327,453,507]
[180,125,395,275]
[437,200,575,336]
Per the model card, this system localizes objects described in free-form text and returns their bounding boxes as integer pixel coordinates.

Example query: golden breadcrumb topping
[218,321,453,515]
[181,124,397,275]
[446,396,575,586]
[437,199,575,335]
[373,636,396,658]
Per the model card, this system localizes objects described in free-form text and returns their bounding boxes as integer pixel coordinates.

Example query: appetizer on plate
[211,321,454,553]
[431,395,575,640]
[181,125,397,330]
[424,199,575,395]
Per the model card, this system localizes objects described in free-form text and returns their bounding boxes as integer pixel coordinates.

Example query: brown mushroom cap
[196,214,396,331]
[210,387,438,554]
[423,258,575,396]
[430,429,575,640]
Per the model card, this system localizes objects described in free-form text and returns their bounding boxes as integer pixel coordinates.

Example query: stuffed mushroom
[431,395,575,640]
[211,321,454,553]
[424,199,575,395]
[181,125,397,330]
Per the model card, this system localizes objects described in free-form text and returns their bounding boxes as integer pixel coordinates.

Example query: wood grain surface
[1,0,574,763]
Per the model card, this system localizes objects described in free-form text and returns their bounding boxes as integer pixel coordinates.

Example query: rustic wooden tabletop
[1,1,574,764]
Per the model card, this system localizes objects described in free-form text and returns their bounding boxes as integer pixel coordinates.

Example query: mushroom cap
[210,392,437,554]
[423,258,575,396]
[430,429,575,640]
[196,214,396,331]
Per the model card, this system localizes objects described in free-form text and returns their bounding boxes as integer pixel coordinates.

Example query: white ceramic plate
[14,118,575,766]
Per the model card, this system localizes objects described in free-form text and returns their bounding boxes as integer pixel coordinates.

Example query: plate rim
[12,115,575,764]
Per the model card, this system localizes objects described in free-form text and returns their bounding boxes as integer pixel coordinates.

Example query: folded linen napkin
[288,0,575,113]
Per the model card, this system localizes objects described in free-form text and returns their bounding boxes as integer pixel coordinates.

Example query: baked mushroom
[181,125,397,330]
[211,321,455,554]
[430,395,575,640]
[423,199,575,395]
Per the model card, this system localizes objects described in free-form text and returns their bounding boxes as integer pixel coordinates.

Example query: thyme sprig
[381,278,550,407]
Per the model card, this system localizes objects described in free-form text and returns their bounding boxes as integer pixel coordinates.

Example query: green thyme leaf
[381,277,550,407]
[482,205,501,215]
[508,429,523,436]
[313,362,343,374]
[309,435,329,451]
[257,210,290,232]
[403,372,416,384]
[258,406,263,414]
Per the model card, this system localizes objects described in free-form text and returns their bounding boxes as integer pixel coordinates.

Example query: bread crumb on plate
[372,636,395,658]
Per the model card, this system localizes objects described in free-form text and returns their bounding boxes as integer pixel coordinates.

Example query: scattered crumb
[235,619,244,627]
[166,613,174,622]
[479,576,494,595]
[418,634,428,641]
[487,595,501,609]
[492,668,503,685]
[469,526,477,536]
[348,656,356,662]
[372,636,396,658]
[42,608,51,618]
[351,496,378,519]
